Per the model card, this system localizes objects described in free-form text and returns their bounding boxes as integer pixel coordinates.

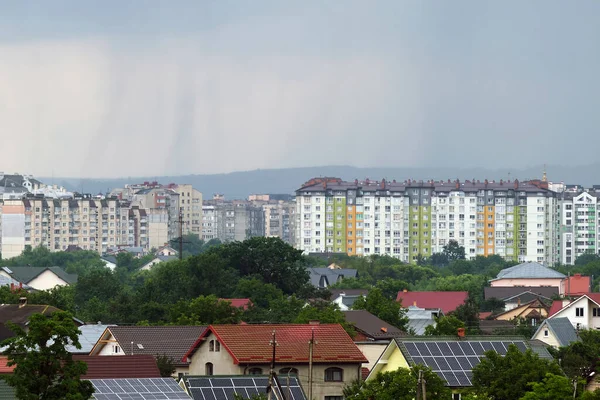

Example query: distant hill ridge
[43,164,592,200]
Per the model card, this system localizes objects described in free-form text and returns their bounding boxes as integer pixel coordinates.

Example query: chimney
[514,179,519,189]
[10,283,14,292]
[309,320,320,325]
[18,297,27,308]
[380,327,388,333]
[403,289,408,293]
[413,301,417,306]
[457,328,466,338]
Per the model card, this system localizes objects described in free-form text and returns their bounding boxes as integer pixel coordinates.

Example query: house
[502,291,553,311]
[405,305,442,335]
[89,325,206,377]
[489,298,550,326]
[343,310,405,371]
[546,294,600,330]
[100,255,117,271]
[331,289,369,311]
[106,246,147,258]
[182,324,367,400]
[140,255,178,271]
[561,274,592,296]
[74,355,161,378]
[343,310,405,341]
[532,317,579,348]
[156,245,179,257]
[181,375,307,400]
[484,286,558,304]
[396,290,468,314]
[307,267,358,288]
[90,378,191,400]
[489,261,566,291]
[0,266,77,291]
[66,323,114,354]
[219,298,252,310]
[367,336,552,394]
[0,302,83,341]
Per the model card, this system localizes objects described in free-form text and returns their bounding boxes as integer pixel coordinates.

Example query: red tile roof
[219,298,253,310]
[478,312,492,320]
[73,355,161,379]
[548,300,565,317]
[396,291,469,314]
[564,275,592,296]
[184,324,368,364]
[361,367,370,380]
[0,357,15,374]
[583,293,600,305]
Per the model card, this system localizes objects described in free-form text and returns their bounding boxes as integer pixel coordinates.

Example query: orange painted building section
[346,205,357,256]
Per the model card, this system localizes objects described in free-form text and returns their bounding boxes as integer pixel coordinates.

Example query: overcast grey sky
[1,1,599,178]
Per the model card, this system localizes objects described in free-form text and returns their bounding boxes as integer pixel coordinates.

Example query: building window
[279,367,299,376]
[593,308,600,317]
[113,345,121,354]
[325,397,344,400]
[544,329,549,337]
[209,340,220,351]
[576,307,584,317]
[205,362,213,376]
[247,367,263,375]
[324,367,343,382]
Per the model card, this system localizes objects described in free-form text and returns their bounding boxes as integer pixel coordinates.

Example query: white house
[100,256,117,271]
[0,266,77,291]
[532,318,579,348]
[140,255,178,271]
[547,294,600,330]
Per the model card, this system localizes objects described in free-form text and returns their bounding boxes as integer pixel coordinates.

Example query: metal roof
[493,262,566,280]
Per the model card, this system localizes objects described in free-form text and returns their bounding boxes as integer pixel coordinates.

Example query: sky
[1,1,599,178]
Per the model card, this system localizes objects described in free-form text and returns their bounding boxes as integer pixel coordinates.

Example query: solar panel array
[186,376,307,400]
[403,341,528,387]
[90,378,191,400]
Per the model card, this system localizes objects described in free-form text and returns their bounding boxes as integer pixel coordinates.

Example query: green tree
[519,373,574,400]
[169,295,242,325]
[472,344,563,400]
[443,240,466,262]
[352,288,409,330]
[425,315,465,336]
[342,365,451,400]
[155,354,176,377]
[549,329,600,384]
[451,296,480,333]
[429,252,450,267]
[375,278,411,300]
[2,311,94,400]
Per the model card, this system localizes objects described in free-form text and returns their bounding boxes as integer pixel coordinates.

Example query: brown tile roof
[0,304,63,341]
[342,310,406,340]
[396,291,468,314]
[74,355,161,379]
[96,326,206,367]
[184,324,368,364]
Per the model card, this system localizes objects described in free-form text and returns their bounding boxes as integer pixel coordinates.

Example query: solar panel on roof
[403,340,530,387]
[90,378,191,400]
[185,376,307,400]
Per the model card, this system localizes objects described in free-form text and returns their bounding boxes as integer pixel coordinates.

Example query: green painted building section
[408,205,431,262]
[333,197,347,253]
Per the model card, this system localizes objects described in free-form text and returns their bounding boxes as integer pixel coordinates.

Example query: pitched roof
[330,289,369,301]
[396,291,468,314]
[548,300,564,317]
[2,266,78,285]
[503,291,553,304]
[184,324,368,364]
[73,355,161,379]
[0,356,15,374]
[342,310,406,340]
[219,298,252,310]
[307,268,357,287]
[493,262,566,280]
[533,318,579,347]
[0,380,15,400]
[92,326,206,367]
[66,324,115,354]
[484,286,559,301]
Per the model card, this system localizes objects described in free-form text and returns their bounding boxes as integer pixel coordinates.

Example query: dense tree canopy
[352,288,409,330]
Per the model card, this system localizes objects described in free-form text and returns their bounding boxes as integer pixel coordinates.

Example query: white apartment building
[296,178,560,264]
[558,190,600,265]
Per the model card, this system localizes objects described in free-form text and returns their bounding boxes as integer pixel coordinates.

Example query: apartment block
[248,194,297,246]
[296,177,560,264]
[202,196,265,242]
[0,194,124,258]
[557,188,600,265]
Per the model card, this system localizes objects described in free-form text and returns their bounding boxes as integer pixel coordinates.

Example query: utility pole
[421,370,427,400]
[416,369,422,400]
[170,210,190,261]
[268,330,277,400]
[308,329,315,400]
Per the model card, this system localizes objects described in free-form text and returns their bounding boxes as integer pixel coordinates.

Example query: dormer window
[113,345,121,354]
[209,339,221,352]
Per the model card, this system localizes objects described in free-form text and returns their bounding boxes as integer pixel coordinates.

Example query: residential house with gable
[0,266,77,291]
[182,324,367,400]
[89,325,206,377]
[140,255,178,271]
[546,294,600,331]
[532,317,579,348]
[330,289,369,311]
[307,267,358,289]
[489,261,575,294]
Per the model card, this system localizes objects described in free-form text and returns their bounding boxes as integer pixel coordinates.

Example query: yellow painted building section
[381,345,410,373]
[346,205,357,256]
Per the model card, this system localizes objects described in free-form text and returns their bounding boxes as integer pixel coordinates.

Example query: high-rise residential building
[168,184,203,237]
[262,201,296,245]
[296,177,559,264]
[557,187,600,265]
[0,194,124,258]
[202,196,265,242]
